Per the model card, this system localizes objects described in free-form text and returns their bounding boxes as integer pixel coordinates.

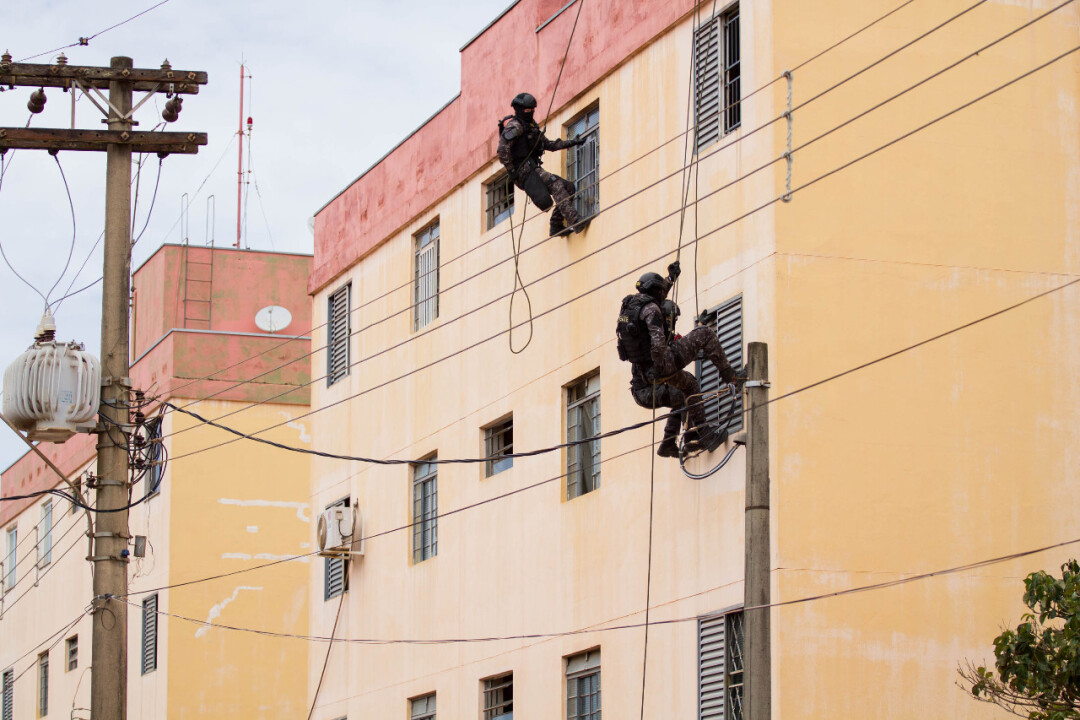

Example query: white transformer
[3,312,100,443]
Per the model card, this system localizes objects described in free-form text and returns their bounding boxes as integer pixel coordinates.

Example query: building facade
[0,245,314,718]
[309,0,1080,718]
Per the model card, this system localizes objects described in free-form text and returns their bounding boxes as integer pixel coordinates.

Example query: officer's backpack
[616,294,654,364]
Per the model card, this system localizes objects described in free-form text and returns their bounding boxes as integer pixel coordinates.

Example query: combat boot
[684,425,727,454]
[550,217,570,237]
[657,438,680,458]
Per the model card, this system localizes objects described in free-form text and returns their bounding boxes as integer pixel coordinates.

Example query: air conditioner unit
[317,506,362,558]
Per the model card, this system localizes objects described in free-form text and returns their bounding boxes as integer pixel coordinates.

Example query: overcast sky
[0,0,514,472]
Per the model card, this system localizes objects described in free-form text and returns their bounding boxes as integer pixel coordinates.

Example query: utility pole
[0,54,206,720]
[744,341,771,720]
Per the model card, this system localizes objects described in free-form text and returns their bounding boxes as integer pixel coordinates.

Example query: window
[4,527,15,591]
[324,497,350,601]
[141,595,158,675]
[37,652,48,717]
[483,673,513,719]
[412,458,438,563]
[695,295,744,434]
[486,172,514,229]
[327,284,351,386]
[566,649,600,720]
[411,693,436,720]
[566,106,600,220]
[65,637,77,672]
[146,418,164,495]
[699,609,744,720]
[39,501,53,568]
[484,417,514,478]
[414,221,440,331]
[694,4,741,150]
[2,668,12,720]
[566,373,601,499]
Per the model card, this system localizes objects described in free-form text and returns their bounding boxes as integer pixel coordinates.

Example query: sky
[0,0,515,471]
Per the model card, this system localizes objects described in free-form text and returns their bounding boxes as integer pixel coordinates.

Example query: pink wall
[312,0,693,294]
[0,434,94,528]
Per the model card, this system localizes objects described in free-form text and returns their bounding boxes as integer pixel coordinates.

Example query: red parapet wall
[311,0,693,295]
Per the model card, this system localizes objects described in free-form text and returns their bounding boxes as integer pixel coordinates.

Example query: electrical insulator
[162,96,183,123]
[27,88,46,114]
[2,311,101,443]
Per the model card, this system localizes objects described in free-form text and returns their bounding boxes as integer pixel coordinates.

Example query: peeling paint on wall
[246,526,259,533]
[218,498,311,522]
[195,586,263,638]
[279,411,312,443]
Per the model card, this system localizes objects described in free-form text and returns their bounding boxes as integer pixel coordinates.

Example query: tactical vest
[616,293,658,365]
[499,115,544,169]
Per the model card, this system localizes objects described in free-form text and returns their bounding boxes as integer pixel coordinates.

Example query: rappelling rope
[508,0,588,354]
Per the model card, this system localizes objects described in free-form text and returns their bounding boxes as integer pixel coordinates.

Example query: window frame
[38,501,52,569]
[485,172,515,230]
[483,416,514,478]
[4,526,16,591]
[565,649,601,720]
[565,104,600,220]
[324,496,351,601]
[414,220,441,331]
[141,594,158,675]
[2,667,12,720]
[412,457,438,563]
[410,692,436,720]
[327,283,352,387]
[65,636,77,673]
[694,3,741,151]
[698,607,745,720]
[482,672,513,720]
[37,651,48,717]
[565,371,601,500]
[694,294,744,434]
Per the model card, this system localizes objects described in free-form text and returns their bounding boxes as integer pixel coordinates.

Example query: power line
[118,535,1080,646]
[153,0,926,413]
[162,32,1080,461]
[17,0,176,62]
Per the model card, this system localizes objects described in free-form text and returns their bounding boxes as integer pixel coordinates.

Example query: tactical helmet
[636,272,669,300]
[511,93,538,112]
[661,299,681,322]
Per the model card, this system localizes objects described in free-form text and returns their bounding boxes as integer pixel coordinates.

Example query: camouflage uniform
[630,302,735,443]
[497,115,582,232]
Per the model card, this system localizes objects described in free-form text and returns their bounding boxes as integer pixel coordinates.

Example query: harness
[499,115,544,171]
[616,293,659,365]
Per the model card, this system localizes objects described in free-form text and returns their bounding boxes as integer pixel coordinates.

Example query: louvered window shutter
[324,555,346,599]
[1,669,13,720]
[699,614,727,719]
[141,595,158,674]
[697,295,744,432]
[327,285,351,386]
[694,14,722,150]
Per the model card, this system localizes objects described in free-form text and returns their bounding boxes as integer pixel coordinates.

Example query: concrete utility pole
[744,341,771,720]
[0,54,207,719]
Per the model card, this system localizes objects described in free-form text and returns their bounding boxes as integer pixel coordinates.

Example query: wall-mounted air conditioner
[317,506,363,558]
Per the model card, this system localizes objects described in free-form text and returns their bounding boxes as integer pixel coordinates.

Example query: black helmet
[661,299,680,322]
[636,272,669,300]
[511,93,538,112]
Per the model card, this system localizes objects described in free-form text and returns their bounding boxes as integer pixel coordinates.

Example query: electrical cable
[118,535,1080,647]
[44,154,78,305]
[0,612,85,694]
[17,0,176,62]
[639,390,659,720]
[507,0,587,354]
[307,589,345,720]
[161,32,1080,459]
[147,0,931,414]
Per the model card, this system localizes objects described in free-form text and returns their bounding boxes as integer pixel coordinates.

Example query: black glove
[571,136,587,147]
[667,260,681,280]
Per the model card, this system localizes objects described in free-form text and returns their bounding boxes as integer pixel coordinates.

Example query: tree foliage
[959,560,1080,720]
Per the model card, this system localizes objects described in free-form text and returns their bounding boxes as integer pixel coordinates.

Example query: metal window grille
[483,673,513,719]
[695,295,744,433]
[694,4,741,151]
[324,498,350,600]
[38,502,52,568]
[65,636,77,672]
[698,610,745,720]
[2,668,12,720]
[566,650,601,720]
[146,418,164,494]
[141,595,158,675]
[486,173,515,229]
[566,373,601,499]
[414,222,440,331]
[4,528,15,591]
[484,418,514,477]
[327,284,351,386]
[38,652,48,717]
[412,459,438,562]
[411,692,436,719]
[566,106,600,219]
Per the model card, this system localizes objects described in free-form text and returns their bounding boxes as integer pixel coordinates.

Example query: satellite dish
[255,305,292,333]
